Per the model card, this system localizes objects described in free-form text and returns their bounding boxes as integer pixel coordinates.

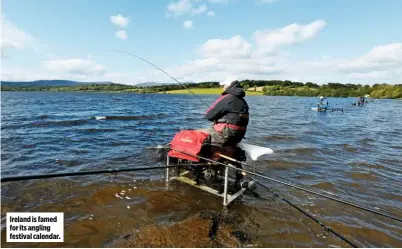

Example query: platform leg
[166,155,170,182]
[223,165,229,206]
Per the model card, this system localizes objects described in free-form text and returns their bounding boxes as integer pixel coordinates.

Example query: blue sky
[1,0,402,84]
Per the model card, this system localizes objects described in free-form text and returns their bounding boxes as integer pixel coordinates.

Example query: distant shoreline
[2,81,401,99]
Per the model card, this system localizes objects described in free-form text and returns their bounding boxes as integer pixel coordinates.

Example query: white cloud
[183,20,194,29]
[1,16,36,53]
[348,71,394,80]
[0,16,56,59]
[146,21,401,84]
[280,44,402,84]
[207,10,216,16]
[167,0,193,16]
[110,14,130,28]
[43,59,106,76]
[164,57,220,77]
[156,46,285,83]
[166,0,210,17]
[199,35,252,58]
[148,21,328,82]
[115,30,128,40]
[109,14,129,41]
[337,43,402,73]
[253,20,326,53]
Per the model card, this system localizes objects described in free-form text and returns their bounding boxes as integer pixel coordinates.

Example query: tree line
[261,82,402,99]
[1,81,401,99]
[0,83,139,92]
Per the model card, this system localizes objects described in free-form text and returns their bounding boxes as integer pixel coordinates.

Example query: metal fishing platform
[166,143,273,206]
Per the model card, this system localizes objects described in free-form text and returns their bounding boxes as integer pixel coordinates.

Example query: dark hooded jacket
[204,81,249,127]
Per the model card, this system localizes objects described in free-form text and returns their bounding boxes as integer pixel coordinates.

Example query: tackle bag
[168,130,210,162]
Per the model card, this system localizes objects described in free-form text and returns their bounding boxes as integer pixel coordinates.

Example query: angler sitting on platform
[318,96,329,109]
[354,96,366,106]
[201,78,249,148]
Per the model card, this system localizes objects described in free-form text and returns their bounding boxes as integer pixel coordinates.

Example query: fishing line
[240,163,342,199]
[254,180,358,248]
[167,147,402,223]
[214,152,402,220]
[275,193,296,247]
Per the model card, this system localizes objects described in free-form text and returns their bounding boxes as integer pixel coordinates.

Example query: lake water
[1,91,402,247]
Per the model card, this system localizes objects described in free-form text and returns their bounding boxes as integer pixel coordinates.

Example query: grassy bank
[163,88,264,95]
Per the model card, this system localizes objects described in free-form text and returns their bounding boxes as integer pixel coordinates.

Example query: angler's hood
[223,81,245,98]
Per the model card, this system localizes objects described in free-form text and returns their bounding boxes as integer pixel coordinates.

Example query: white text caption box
[7,212,64,242]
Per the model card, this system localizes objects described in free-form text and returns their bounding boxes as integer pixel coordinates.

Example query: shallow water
[1,92,402,247]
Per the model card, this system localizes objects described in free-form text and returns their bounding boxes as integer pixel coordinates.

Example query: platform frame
[166,155,254,206]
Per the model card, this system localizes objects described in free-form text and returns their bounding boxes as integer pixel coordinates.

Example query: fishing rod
[111,49,210,107]
[0,164,184,183]
[169,147,402,223]
[253,179,358,248]
[110,50,275,133]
